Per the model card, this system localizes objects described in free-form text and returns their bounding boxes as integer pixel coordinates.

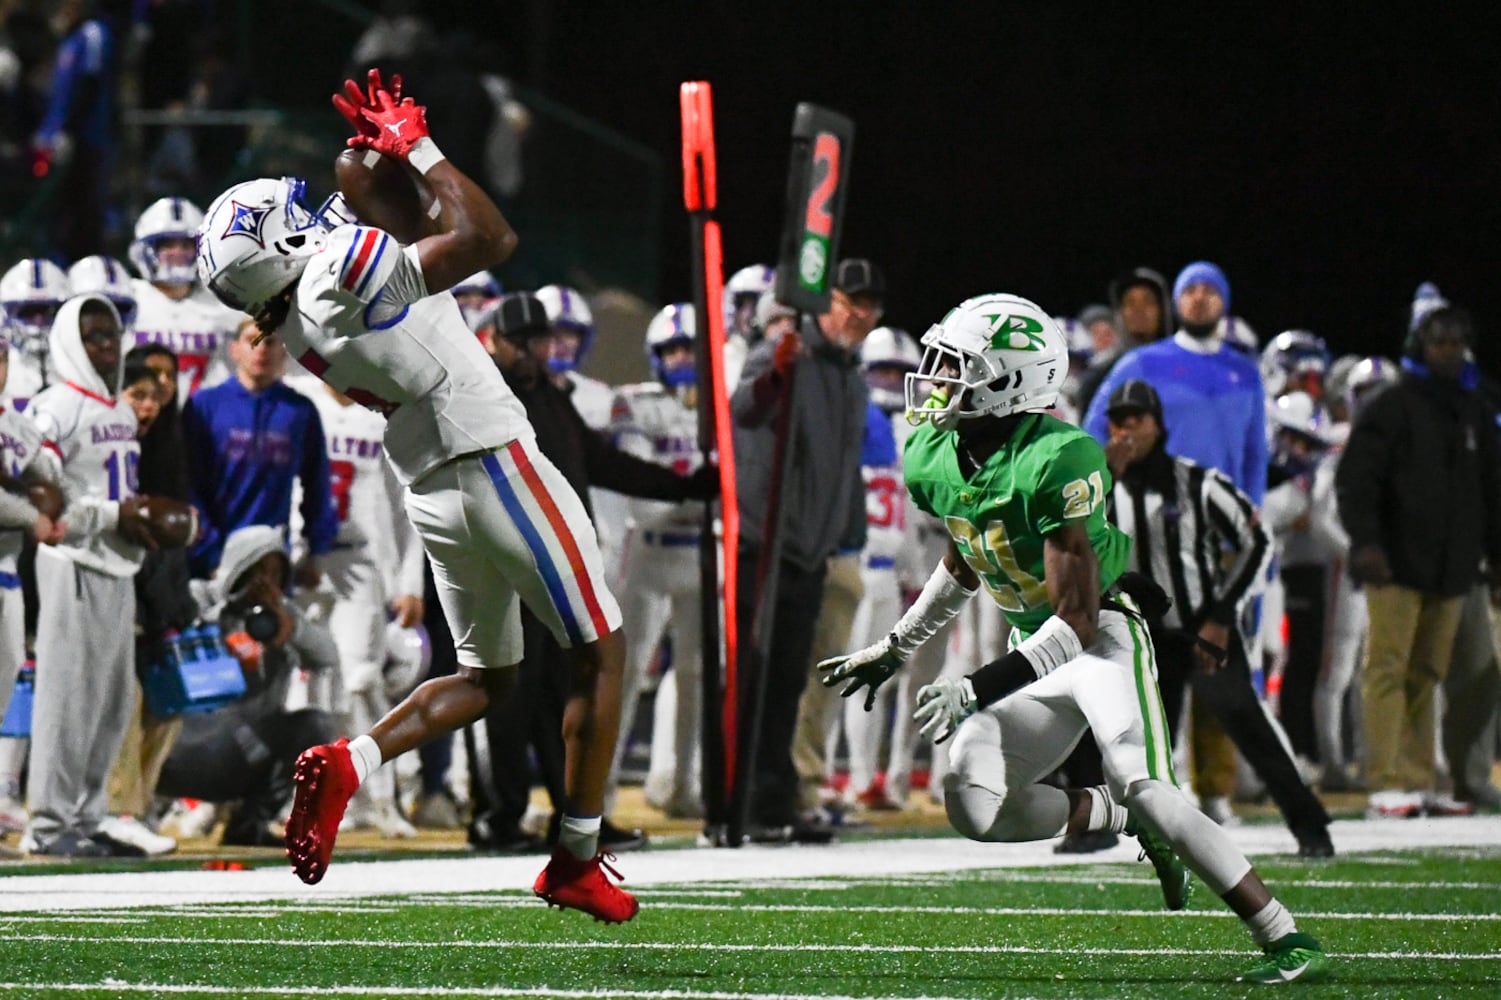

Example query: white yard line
[0,814,1497,914]
[0,985,1057,1000]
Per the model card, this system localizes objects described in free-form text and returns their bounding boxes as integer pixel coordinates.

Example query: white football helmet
[0,258,70,354]
[535,284,595,374]
[68,256,138,329]
[196,177,332,314]
[906,293,1067,429]
[1269,390,1332,445]
[1261,329,1330,399]
[1344,356,1401,419]
[453,270,502,332]
[645,302,696,388]
[129,196,207,285]
[723,263,775,338]
[382,621,432,701]
[861,326,920,412]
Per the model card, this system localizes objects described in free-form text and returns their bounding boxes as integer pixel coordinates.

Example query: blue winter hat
[1409,281,1449,333]
[1172,261,1231,312]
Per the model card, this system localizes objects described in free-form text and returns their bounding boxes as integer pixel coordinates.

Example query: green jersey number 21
[945,516,1047,614]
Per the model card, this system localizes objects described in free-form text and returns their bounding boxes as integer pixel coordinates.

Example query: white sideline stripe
[3,814,1499,914]
[4,934,1498,961]
[0,985,1026,1000]
[850,872,1501,891]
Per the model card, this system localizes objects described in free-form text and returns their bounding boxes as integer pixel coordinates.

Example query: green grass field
[2,843,1498,999]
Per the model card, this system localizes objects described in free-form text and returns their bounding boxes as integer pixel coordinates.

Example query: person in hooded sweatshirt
[19,294,176,856]
[1084,262,1268,505]
[1336,293,1501,819]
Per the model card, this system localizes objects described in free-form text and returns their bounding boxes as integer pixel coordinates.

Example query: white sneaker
[1201,795,1240,826]
[0,797,26,834]
[166,799,220,839]
[1367,789,1424,819]
[374,802,418,839]
[1422,792,1475,818]
[98,815,177,856]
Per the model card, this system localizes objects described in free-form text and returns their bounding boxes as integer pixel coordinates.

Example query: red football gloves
[332,68,430,161]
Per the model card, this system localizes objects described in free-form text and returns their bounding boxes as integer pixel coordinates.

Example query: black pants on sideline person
[1155,624,1333,855]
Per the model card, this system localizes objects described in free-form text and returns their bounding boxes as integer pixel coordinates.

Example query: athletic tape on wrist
[890,561,977,658]
[407,137,446,176]
[1013,614,1083,677]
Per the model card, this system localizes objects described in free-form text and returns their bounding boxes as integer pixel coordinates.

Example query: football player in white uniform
[534,284,624,576]
[838,327,939,810]
[196,71,637,923]
[23,295,179,857]
[0,330,66,835]
[609,302,708,818]
[291,377,426,838]
[0,258,70,408]
[129,197,246,399]
[720,264,774,389]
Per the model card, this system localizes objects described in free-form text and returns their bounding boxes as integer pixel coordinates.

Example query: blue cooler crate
[141,625,248,717]
[0,665,33,737]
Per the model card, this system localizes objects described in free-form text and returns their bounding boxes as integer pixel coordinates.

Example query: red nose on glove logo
[386,121,405,136]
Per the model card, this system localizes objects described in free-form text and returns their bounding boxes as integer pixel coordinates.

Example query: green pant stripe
[1124,606,1174,784]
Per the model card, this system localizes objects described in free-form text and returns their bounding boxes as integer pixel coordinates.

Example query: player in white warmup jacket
[609,302,709,818]
[128,197,245,400]
[290,377,426,838]
[21,295,167,857]
[195,70,638,923]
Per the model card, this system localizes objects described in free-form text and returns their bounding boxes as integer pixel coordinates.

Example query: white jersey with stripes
[279,225,532,487]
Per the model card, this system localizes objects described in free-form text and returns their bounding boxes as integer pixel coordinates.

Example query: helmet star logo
[222,201,270,248]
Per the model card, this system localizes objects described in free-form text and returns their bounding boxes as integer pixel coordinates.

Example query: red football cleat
[285,738,358,885]
[533,847,640,923]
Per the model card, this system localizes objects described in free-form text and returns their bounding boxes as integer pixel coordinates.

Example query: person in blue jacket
[182,317,336,580]
[1084,261,1267,504]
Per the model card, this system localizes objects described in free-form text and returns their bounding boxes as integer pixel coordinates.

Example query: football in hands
[334,147,439,245]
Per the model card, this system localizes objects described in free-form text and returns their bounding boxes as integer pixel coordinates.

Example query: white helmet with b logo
[907,293,1067,429]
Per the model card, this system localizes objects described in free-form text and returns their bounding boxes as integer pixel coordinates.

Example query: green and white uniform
[905,412,1177,800]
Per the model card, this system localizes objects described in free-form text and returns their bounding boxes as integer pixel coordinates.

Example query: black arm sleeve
[1334,392,1399,552]
[966,649,1041,708]
[579,412,691,501]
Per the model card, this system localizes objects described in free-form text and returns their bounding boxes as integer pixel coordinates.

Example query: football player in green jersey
[819,294,1327,985]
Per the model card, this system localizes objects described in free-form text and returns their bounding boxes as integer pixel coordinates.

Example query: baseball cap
[835,258,886,299]
[1106,379,1164,422]
[495,291,551,339]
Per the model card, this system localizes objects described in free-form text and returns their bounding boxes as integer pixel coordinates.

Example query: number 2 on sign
[804,133,839,238]
[1061,471,1105,519]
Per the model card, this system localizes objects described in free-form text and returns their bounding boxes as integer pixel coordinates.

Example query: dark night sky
[296,2,1500,364]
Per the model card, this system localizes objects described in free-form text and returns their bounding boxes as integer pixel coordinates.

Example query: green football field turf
[2,846,1498,998]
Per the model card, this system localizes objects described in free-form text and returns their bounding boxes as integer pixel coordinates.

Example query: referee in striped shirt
[1104,380,1334,858]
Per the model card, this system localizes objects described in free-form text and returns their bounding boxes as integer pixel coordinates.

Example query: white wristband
[1014,614,1083,678]
[407,136,446,176]
[889,560,977,658]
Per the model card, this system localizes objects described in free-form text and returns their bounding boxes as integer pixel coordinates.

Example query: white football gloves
[914,677,978,744]
[818,636,904,711]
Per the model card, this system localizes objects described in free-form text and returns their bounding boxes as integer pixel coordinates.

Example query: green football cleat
[1236,932,1330,984]
[1125,816,1192,911]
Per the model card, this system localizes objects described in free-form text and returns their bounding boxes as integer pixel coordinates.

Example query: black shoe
[747,822,794,845]
[1054,829,1120,854]
[468,826,548,854]
[790,810,835,845]
[1294,826,1335,858]
[30,830,111,858]
[600,819,648,852]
